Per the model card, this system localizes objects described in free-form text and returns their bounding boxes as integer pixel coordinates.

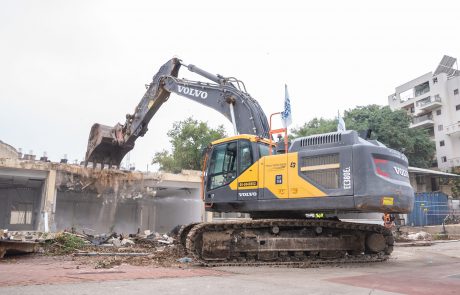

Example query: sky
[1,0,460,171]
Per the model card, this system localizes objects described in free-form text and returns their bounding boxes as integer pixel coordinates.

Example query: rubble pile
[394,230,433,242]
[68,230,186,268]
[1,228,190,268]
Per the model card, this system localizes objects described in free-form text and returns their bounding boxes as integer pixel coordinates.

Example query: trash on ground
[177,257,193,263]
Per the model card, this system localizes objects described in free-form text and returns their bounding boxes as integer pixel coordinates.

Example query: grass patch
[46,233,86,255]
[432,233,449,240]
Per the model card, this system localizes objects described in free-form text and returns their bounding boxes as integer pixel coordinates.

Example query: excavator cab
[203,135,274,204]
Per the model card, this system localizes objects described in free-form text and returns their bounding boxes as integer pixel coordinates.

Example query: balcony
[410,113,434,129]
[448,157,460,168]
[415,95,442,111]
[445,122,460,137]
[414,81,430,98]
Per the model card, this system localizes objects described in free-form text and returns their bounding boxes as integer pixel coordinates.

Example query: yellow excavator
[85,58,413,266]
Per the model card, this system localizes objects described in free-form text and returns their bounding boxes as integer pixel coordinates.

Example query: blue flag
[281,84,292,128]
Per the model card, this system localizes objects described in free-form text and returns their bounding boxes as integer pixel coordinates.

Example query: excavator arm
[84,58,269,168]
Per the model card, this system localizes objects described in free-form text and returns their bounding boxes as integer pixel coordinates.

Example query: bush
[49,233,86,254]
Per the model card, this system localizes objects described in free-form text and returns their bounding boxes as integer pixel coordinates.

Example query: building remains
[0,141,204,235]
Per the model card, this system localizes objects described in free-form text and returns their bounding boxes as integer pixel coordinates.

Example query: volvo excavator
[85,58,414,266]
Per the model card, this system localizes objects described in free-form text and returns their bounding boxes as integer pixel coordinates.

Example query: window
[10,203,33,225]
[433,77,438,84]
[436,109,442,116]
[416,175,426,185]
[438,124,443,131]
[258,143,275,158]
[207,140,255,190]
[454,89,459,95]
[456,105,460,111]
[414,81,430,97]
[441,156,447,163]
[431,177,440,191]
[207,141,237,190]
[238,140,253,174]
[440,140,445,147]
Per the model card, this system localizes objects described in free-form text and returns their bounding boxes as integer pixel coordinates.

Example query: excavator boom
[84,58,269,168]
[85,59,181,168]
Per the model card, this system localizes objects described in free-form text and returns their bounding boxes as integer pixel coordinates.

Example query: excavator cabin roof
[211,134,273,146]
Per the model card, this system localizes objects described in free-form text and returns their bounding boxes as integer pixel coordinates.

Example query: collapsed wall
[0,155,203,234]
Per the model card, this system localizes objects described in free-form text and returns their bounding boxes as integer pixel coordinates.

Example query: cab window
[238,140,253,174]
[208,141,237,190]
[258,143,275,158]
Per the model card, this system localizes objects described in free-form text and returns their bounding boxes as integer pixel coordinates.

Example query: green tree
[152,117,227,173]
[290,117,336,138]
[291,105,436,168]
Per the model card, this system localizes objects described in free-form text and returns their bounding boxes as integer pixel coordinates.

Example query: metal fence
[407,192,449,226]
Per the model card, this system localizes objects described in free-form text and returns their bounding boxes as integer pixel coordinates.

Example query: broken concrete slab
[0,240,40,258]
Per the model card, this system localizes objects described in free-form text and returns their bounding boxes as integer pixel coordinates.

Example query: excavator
[85,58,414,266]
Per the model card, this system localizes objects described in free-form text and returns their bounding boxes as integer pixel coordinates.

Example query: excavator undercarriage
[180,219,393,266]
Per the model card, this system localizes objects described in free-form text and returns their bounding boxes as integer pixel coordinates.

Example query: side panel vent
[300,154,340,189]
[300,133,342,147]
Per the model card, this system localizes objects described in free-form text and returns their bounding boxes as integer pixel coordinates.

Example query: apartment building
[388,55,460,172]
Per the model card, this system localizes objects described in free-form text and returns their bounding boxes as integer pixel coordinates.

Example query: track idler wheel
[365,233,387,253]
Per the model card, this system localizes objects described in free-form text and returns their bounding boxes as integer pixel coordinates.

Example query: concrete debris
[121,239,135,246]
[1,230,56,242]
[87,233,114,246]
[394,230,433,243]
[1,227,183,270]
[107,237,122,247]
[177,257,193,263]
[0,240,40,258]
[407,231,432,241]
[158,237,174,245]
[1,229,43,258]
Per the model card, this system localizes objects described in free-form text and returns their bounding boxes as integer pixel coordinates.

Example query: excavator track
[185,219,393,267]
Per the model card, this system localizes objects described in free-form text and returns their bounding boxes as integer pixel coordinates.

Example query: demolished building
[0,140,205,234]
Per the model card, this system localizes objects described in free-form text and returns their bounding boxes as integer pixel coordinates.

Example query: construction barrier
[407,192,449,226]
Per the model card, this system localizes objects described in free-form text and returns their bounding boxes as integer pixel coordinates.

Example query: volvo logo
[177,85,208,99]
[238,192,257,197]
[393,166,409,177]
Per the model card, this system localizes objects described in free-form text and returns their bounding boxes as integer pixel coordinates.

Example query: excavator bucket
[84,58,182,169]
[84,123,130,168]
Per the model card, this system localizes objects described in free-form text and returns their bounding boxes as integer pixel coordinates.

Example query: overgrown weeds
[45,233,86,255]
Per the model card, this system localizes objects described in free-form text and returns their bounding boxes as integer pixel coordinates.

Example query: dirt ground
[2,240,460,294]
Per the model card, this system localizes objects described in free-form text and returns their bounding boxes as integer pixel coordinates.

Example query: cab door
[236,140,259,200]
[205,141,238,202]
